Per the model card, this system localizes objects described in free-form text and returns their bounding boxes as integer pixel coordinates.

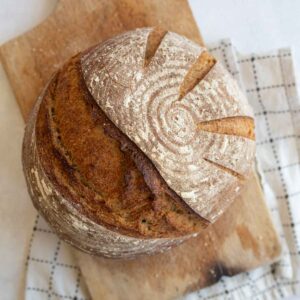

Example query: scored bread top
[81,28,255,222]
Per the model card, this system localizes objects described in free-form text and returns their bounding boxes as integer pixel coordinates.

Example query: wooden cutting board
[0,0,281,299]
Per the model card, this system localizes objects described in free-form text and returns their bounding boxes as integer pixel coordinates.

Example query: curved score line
[178,51,216,100]
[197,116,255,140]
[144,27,168,67]
[203,158,245,181]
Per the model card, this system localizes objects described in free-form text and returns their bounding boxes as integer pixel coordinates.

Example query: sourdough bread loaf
[22,28,255,258]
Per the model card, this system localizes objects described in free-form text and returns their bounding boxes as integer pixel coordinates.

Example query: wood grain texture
[0,0,281,299]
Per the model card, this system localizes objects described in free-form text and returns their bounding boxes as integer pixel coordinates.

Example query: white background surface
[0,0,299,299]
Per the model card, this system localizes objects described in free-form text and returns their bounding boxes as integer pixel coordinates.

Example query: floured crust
[81,28,255,222]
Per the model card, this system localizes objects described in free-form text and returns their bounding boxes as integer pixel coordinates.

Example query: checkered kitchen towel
[25,40,300,300]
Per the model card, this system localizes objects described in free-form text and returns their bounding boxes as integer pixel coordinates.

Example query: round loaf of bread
[22,28,255,258]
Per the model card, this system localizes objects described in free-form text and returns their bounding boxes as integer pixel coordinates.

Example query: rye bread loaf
[22,28,255,258]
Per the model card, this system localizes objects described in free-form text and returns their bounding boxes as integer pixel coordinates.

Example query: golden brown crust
[35,54,208,239]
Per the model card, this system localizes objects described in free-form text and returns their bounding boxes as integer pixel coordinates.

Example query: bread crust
[22,28,255,258]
